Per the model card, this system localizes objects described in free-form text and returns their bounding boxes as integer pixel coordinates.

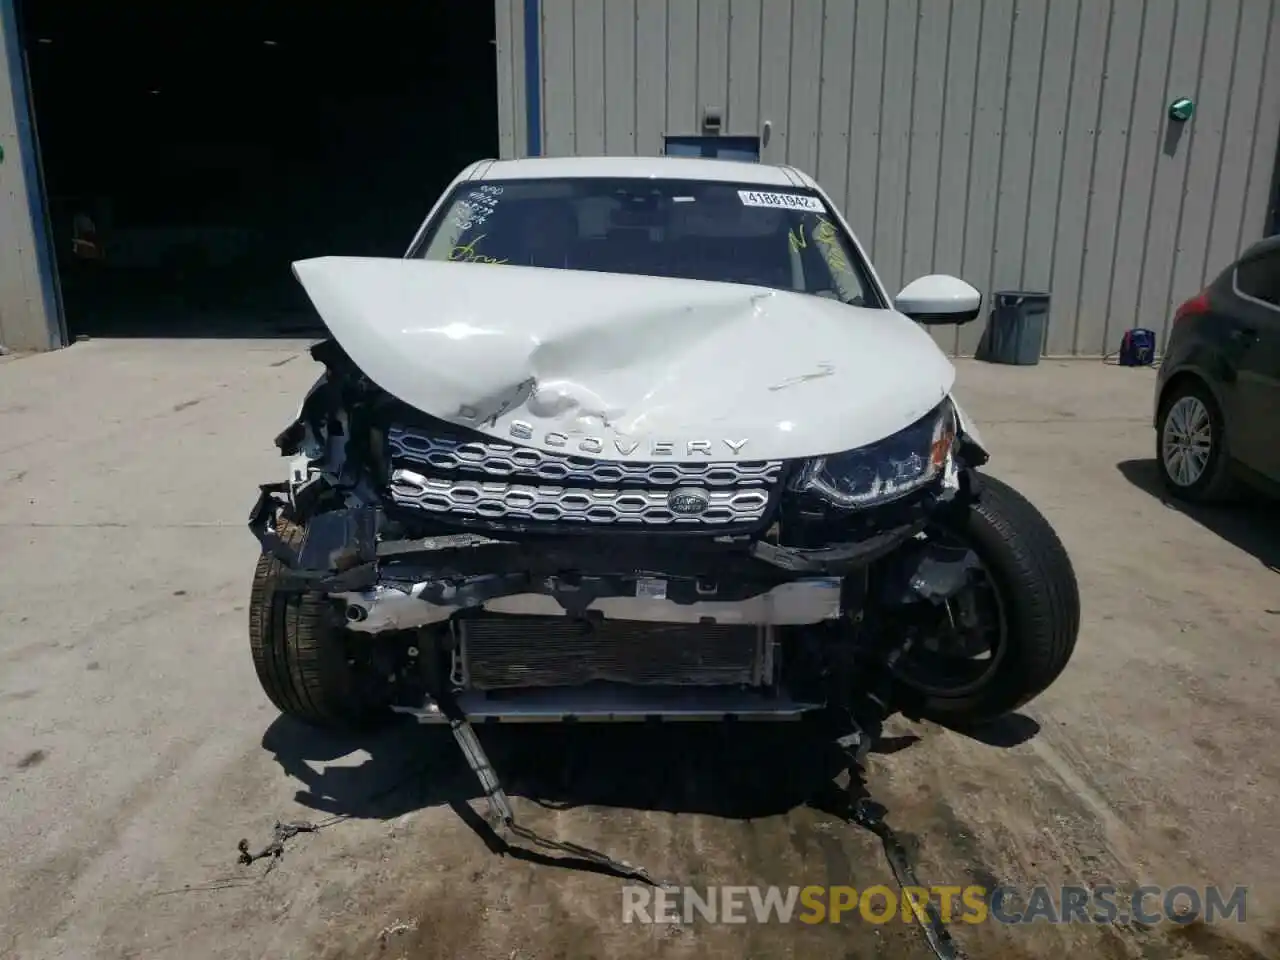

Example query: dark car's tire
[1155,377,1237,503]
[249,519,391,732]
[895,474,1081,727]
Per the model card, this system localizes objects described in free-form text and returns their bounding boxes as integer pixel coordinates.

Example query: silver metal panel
[667,0,699,134]
[903,1,951,352]
[1021,0,1079,312]
[757,0,793,164]
[989,0,1048,323]
[956,0,1015,358]
[496,0,1280,356]
[1139,0,1209,347]
[604,0,638,155]
[845,0,887,248]
[1206,0,1273,280]
[494,0,519,160]
[1076,0,1145,357]
[932,0,983,356]
[1045,0,1111,356]
[727,0,763,137]
[1014,10,1076,353]
[542,0,577,155]
[1168,0,1243,327]
[698,0,731,128]
[873,0,919,297]
[634,0,668,154]
[1239,3,1280,255]
[509,0,528,159]
[1107,0,1178,356]
[572,0,606,155]
[815,0,855,212]
[785,0,822,179]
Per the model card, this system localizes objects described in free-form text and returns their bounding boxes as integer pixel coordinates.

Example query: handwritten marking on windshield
[813,218,851,273]
[768,362,836,391]
[448,236,509,264]
[451,185,505,231]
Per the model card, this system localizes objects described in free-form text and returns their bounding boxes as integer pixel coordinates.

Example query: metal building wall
[0,0,61,352]
[496,0,1280,357]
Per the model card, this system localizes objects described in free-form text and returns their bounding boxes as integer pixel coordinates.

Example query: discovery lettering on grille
[507,420,749,458]
[386,425,782,527]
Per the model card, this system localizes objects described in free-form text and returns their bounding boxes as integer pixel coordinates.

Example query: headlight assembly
[788,400,957,509]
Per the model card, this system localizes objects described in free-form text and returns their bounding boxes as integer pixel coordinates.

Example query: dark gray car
[1155,235,1280,502]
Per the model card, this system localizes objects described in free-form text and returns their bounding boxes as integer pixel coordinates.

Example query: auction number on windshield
[738,190,824,211]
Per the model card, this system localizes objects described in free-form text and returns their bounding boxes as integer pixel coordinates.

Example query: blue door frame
[1,0,64,347]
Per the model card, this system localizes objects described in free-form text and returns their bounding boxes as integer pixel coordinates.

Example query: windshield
[411,177,884,307]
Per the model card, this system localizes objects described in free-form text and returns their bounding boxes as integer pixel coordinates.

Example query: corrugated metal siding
[494,0,528,159]
[0,0,59,351]
[498,0,1280,357]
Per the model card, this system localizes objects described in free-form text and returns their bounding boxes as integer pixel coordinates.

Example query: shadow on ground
[1116,459,1280,574]
[262,709,1041,829]
[256,712,1044,956]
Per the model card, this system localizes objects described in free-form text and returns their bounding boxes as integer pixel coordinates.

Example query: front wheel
[1155,378,1236,503]
[249,519,392,731]
[891,474,1081,726]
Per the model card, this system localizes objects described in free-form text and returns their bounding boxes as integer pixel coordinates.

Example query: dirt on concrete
[0,342,1277,960]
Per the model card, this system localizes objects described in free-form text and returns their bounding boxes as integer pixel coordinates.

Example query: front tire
[249,519,390,731]
[895,474,1081,726]
[1155,378,1236,503]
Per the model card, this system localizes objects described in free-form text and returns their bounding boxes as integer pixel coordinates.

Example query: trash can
[977,291,1050,365]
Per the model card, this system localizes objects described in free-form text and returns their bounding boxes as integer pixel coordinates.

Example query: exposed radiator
[454,615,771,690]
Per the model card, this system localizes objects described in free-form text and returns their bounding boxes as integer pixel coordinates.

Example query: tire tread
[248,520,380,729]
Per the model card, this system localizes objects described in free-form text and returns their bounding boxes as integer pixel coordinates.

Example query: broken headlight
[788,399,957,509]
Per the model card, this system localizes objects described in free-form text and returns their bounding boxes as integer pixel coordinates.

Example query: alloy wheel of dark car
[1155,379,1236,503]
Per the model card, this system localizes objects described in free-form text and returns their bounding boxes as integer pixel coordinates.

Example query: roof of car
[473,155,818,189]
[1241,233,1280,259]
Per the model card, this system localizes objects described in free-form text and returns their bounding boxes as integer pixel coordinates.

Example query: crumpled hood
[292,256,956,462]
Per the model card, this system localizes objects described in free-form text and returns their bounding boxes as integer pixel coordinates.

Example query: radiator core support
[451,614,774,691]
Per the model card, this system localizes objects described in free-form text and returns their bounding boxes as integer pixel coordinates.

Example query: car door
[1228,248,1280,482]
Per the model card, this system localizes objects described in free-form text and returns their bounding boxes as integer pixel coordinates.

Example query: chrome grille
[455,615,768,689]
[387,427,782,486]
[386,426,783,527]
[390,469,771,524]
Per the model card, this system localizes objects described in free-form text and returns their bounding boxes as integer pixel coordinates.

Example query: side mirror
[894,275,982,325]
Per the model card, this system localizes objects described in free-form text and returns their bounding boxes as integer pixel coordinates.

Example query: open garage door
[21,0,498,338]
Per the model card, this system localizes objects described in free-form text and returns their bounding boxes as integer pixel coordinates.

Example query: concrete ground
[1,339,1277,960]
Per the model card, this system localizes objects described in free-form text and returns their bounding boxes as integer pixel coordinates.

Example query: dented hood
[292,257,956,462]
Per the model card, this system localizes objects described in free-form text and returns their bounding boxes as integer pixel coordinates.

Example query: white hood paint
[292,256,957,463]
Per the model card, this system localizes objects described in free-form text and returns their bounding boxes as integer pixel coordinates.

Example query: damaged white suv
[248,156,1080,738]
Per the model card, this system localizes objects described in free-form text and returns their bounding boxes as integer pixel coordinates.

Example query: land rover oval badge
[668,487,711,515]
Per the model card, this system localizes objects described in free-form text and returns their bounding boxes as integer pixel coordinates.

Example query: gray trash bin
[977,291,1050,365]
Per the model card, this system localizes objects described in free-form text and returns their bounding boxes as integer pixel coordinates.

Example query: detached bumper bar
[247,483,924,595]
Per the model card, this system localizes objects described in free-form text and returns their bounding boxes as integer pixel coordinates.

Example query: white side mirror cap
[894,275,982,325]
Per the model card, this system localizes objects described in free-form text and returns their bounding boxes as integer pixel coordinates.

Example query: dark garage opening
[20,0,499,339]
